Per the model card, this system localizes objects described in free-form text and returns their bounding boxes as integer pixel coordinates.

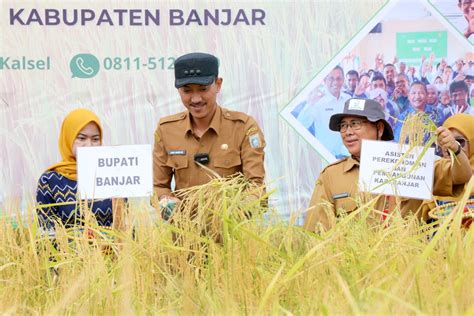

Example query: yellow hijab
[47,109,102,181]
[443,113,474,171]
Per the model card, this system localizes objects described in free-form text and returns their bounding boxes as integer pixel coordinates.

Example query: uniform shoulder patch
[222,108,249,123]
[159,111,187,125]
[320,157,348,174]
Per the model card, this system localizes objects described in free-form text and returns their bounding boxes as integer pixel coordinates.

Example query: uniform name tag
[333,192,349,200]
[169,150,186,156]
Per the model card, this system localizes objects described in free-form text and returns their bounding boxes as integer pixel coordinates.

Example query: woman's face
[72,122,101,157]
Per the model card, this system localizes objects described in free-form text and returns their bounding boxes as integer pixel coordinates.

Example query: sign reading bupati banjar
[0,0,472,222]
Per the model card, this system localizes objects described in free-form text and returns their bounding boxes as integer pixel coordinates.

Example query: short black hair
[384,63,395,69]
[449,80,469,94]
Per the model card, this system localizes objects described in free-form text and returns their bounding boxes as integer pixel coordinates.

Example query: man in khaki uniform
[304,98,471,231]
[153,52,265,208]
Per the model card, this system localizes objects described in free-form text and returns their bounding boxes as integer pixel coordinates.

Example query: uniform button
[180,114,185,119]
[226,113,230,117]
[200,143,204,147]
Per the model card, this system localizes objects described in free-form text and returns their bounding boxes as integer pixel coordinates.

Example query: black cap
[329,98,394,141]
[174,52,219,88]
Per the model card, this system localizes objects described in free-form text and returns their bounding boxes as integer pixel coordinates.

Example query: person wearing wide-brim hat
[36,109,117,234]
[304,98,471,231]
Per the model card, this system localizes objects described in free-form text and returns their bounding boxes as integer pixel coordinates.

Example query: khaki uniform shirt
[153,106,265,199]
[304,156,459,231]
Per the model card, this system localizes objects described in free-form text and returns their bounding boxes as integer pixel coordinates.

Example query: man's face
[409,84,427,110]
[426,86,438,105]
[384,65,396,83]
[451,88,468,108]
[372,79,386,91]
[346,74,358,92]
[339,115,380,158]
[178,78,222,121]
[324,68,344,97]
[395,75,409,96]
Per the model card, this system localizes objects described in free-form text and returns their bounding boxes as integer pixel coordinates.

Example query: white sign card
[359,140,435,200]
[77,144,152,199]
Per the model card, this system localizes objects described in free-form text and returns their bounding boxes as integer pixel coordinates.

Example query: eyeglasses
[338,120,369,133]
[455,137,467,148]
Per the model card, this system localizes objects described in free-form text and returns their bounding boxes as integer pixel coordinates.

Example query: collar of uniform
[343,156,359,173]
[183,105,222,136]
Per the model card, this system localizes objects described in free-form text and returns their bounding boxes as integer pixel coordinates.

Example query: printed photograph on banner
[430,0,474,45]
[280,0,473,163]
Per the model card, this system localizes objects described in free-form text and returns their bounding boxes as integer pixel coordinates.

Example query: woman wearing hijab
[421,113,474,227]
[36,109,114,232]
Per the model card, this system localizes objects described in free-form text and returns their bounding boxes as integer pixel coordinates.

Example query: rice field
[1,176,473,315]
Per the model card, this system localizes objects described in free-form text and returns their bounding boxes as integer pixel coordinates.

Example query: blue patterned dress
[36,170,113,230]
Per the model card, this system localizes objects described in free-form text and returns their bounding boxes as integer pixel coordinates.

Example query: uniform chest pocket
[213,151,242,169]
[334,196,357,214]
[166,155,188,170]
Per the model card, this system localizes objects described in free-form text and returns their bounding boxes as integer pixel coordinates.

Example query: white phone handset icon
[76,57,94,75]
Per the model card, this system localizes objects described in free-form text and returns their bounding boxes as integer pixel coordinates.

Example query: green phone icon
[70,54,100,78]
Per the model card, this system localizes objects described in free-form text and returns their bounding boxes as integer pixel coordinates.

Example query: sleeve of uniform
[153,125,173,200]
[432,159,454,196]
[303,171,336,232]
[240,117,266,186]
